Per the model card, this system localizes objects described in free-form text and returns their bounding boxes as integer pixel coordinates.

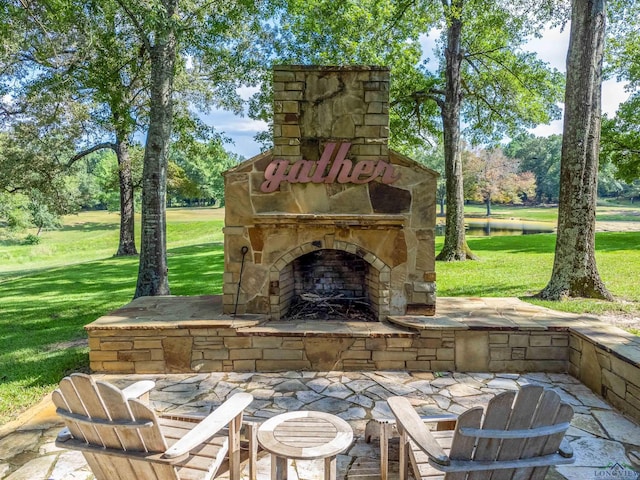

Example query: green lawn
[436,233,640,316]
[0,206,639,426]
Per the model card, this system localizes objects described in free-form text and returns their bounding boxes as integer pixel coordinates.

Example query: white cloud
[237,85,261,100]
[201,108,267,158]
[530,118,564,137]
[602,79,630,117]
[525,26,569,71]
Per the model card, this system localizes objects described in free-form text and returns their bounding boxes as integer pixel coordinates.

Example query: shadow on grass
[592,232,640,252]
[0,238,29,247]
[58,221,121,232]
[465,233,557,254]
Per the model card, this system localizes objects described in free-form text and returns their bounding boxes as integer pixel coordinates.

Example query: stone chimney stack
[272,65,390,163]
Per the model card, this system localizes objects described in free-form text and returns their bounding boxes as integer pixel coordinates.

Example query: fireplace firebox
[282,248,377,321]
[223,66,438,320]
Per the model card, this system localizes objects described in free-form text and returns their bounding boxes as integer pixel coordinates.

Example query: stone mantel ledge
[247,213,407,227]
[86,318,262,331]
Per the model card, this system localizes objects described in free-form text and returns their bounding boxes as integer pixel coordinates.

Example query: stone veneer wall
[223,65,438,319]
[569,330,640,423]
[87,325,640,423]
[88,326,575,375]
[88,327,570,374]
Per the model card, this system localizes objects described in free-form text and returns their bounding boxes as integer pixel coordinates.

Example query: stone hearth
[223,66,438,320]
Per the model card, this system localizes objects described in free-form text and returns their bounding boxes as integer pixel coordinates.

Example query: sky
[205,26,631,159]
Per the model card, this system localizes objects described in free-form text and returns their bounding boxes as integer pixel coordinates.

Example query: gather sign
[260,142,400,193]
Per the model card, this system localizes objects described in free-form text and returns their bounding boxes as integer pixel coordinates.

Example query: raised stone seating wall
[85,296,640,424]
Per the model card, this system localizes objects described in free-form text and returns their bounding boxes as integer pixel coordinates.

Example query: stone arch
[269,241,391,320]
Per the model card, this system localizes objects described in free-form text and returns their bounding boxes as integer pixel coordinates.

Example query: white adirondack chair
[54,373,255,480]
[388,385,575,480]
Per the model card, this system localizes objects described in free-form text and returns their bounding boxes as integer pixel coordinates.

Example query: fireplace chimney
[273,65,390,165]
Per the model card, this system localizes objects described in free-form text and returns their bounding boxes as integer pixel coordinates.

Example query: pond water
[436,219,555,237]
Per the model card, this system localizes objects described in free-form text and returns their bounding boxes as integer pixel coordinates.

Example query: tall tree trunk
[436,0,477,261]
[485,197,491,217]
[540,0,612,300]
[134,3,176,298]
[115,136,138,256]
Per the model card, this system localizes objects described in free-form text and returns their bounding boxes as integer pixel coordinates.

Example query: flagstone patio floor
[1,370,639,480]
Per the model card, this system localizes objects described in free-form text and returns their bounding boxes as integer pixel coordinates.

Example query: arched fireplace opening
[279,249,378,321]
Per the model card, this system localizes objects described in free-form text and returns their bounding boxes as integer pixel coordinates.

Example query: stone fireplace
[223,65,438,320]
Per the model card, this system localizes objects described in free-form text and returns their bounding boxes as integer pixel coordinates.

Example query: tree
[597,160,628,198]
[2,0,147,256]
[169,139,241,207]
[505,133,562,203]
[270,0,565,261]
[463,148,536,215]
[0,123,83,221]
[407,0,565,261]
[132,0,177,297]
[601,99,640,183]
[28,192,63,236]
[539,0,612,301]
[4,0,266,272]
[114,0,267,297]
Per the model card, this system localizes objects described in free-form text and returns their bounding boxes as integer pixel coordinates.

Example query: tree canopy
[599,0,640,183]
[1,0,637,301]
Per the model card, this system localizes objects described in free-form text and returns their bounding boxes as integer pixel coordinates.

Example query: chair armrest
[122,380,155,400]
[56,427,72,442]
[388,396,450,466]
[421,414,458,431]
[559,438,573,458]
[163,392,253,460]
[365,414,457,442]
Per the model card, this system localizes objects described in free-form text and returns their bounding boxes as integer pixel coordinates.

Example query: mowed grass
[1,206,639,426]
[436,233,640,316]
[0,207,225,278]
[0,208,225,425]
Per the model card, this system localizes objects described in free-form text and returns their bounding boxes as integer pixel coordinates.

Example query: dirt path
[596,221,640,232]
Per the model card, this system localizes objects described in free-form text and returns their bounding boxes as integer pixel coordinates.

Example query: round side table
[257,411,354,480]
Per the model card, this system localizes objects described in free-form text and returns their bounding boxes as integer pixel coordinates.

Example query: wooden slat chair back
[388,385,575,480]
[54,373,253,480]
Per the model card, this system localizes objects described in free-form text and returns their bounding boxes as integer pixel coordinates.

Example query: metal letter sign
[260,142,400,193]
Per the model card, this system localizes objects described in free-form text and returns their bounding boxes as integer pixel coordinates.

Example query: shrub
[23,233,41,245]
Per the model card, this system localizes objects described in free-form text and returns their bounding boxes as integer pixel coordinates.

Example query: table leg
[324,456,336,480]
[272,454,287,480]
